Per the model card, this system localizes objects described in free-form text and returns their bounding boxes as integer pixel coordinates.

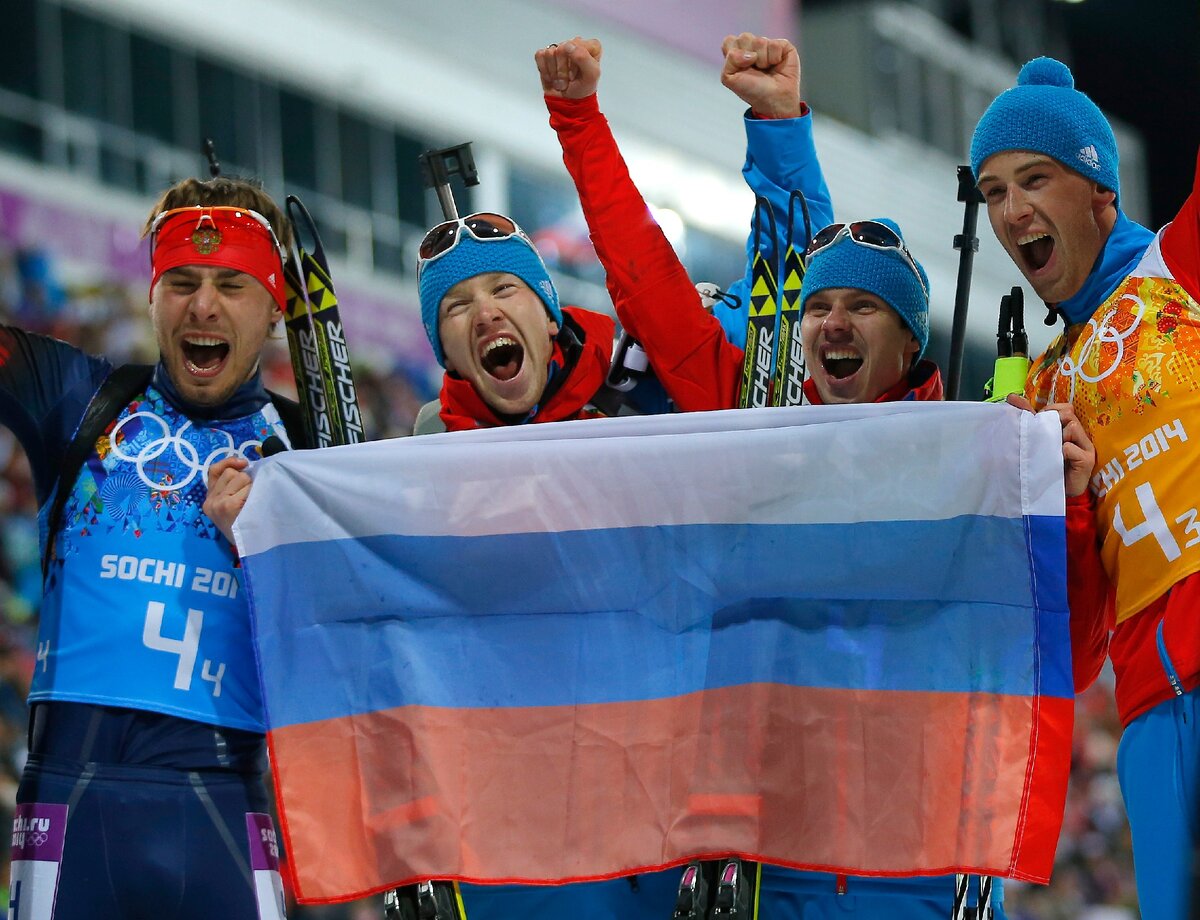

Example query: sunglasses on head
[417,212,528,268]
[149,206,286,263]
[804,221,927,300]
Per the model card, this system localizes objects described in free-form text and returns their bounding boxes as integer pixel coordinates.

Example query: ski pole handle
[419,143,480,222]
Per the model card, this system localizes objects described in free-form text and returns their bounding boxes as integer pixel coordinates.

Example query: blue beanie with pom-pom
[971,57,1119,203]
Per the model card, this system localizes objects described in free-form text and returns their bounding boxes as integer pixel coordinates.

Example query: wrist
[750,100,808,120]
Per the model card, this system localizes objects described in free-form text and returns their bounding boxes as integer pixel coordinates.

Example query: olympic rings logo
[109,410,268,492]
[1058,293,1146,401]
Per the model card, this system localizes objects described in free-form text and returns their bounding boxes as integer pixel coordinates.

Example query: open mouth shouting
[1016,231,1056,277]
[822,347,863,381]
[481,335,525,382]
[465,328,545,415]
[181,334,231,377]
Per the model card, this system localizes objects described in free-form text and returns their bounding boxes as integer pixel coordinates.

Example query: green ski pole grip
[986,356,1032,403]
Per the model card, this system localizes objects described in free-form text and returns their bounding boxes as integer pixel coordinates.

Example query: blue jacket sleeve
[715,109,835,349]
[0,325,112,506]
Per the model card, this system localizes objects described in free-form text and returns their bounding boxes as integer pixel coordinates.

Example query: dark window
[279,89,316,189]
[395,132,429,227]
[0,117,41,160]
[339,112,373,210]
[130,35,175,143]
[100,147,139,191]
[197,59,263,176]
[0,0,37,96]
[373,237,405,275]
[62,9,118,121]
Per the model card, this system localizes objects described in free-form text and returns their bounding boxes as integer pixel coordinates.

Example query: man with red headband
[0,176,300,919]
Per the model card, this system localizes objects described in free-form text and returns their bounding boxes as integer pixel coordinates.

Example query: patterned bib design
[32,385,289,730]
[1028,272,1200,622]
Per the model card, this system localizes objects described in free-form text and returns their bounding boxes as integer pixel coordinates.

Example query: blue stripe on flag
[1027,514,1072,698]
[247,513,1068,728]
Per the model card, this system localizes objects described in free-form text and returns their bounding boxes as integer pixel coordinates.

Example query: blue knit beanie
[418,230,561,366]
[800,218,930,358]
[971,57,1119,203]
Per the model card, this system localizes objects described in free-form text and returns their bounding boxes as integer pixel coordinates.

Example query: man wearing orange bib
[972,58,1200,917]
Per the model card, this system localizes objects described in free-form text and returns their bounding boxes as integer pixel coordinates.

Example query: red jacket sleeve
[1065,491,1114,692]
[545,93,744,412]
[1160,144,1200,302]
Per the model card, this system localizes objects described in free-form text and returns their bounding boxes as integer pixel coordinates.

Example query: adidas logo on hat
[1077,144,1100,171]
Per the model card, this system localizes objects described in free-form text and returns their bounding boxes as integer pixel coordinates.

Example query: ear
[548,319,560,338]
[902,329,920,371]
[1091,184,1117,221]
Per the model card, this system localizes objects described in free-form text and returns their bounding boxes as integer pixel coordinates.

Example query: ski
[679,193,801,919]
[383,881,468,920]
[738,197,780,408]
[977,875,995,919]
[770,190,812,407]
[284,195,364,446]
[282,246,335,448]
[672,858,759,920]
[709,858,758,919]
[672,861,711,919]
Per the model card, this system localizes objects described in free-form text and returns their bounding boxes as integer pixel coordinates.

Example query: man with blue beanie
[414,203,739,433]
[973,56,1200,918]
[797,218,938,405]
[413,214,628,433]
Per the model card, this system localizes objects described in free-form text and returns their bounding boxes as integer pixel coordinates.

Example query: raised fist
[720,32,803,119]
[536,37,603,100]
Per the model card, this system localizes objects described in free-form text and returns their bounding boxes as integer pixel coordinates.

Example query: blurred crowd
[0,241,1138,916]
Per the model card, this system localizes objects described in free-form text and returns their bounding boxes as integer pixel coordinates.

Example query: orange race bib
[1028,273,1200,623]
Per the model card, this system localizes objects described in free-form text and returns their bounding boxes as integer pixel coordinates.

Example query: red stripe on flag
[687,794,762,817]
[272,686,1071,904]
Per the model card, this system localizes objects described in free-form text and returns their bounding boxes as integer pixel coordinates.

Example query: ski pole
[947,165,984,401]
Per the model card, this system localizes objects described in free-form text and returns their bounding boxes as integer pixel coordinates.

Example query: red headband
[149,206,287,310]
